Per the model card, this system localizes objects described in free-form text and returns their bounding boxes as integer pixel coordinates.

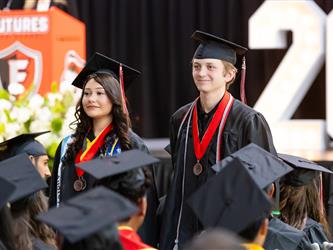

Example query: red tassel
[240,56,247,104]
[119,64,128,114]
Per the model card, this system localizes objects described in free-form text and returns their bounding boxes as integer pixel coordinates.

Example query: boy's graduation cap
[192,30,248,103]
[0,176,16,209]
[0,153,47,202]
[192,30,247,64]
[0,131,48,158]
[278,153,333,187]
[71,52,141,90]
[37,186,138,243]
[212,143,292,189]
[187,158,272,233]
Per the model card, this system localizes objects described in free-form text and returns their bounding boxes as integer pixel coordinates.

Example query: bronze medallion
[193,162,203,176]
[73,177,87,192]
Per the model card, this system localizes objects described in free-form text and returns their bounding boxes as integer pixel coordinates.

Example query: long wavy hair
[306,178,332,240]
[279,183,307,229]
[11,192,56,250]
[64,72,132,163]
[28,191,56,247]
[280,177,331,239]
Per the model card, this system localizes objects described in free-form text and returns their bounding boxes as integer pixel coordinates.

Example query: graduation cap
[278,153,333,187]
[164,144,171,155]
[212,143,292,189]
[0,176,16,209]
[37,186,138,243]
[77,149,159,179]
[71,52,140,90]
[192,30,247,64]
[0,153,48,202]
[192,30,248,103]
[187,158,272,233]
[0,131,49,159]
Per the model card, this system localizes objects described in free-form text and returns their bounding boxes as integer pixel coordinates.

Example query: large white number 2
[249,0,327,151]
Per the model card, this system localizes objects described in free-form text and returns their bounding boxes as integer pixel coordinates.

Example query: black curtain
[75,0,333,138]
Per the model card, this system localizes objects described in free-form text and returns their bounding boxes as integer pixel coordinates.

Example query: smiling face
[82,78,113,120]
[192,58,235,95]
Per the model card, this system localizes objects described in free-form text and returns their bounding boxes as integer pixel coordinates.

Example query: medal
[73,176,86,192]
[193,162,203,176]
[192,92,233,175]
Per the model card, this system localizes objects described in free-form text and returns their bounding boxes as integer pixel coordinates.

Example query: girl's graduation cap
[0,131,48,158]
[192,30,248,103]
[278,154,333,187]
[37,186,138,243]
[187,158,272,233]
[0,154,47,202]
[71,52,141,113]
[71,52,141,90]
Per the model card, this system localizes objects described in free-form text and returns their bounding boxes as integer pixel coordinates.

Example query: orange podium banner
[0,7,86,95]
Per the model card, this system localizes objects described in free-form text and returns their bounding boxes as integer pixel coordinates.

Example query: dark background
[73,0,333,138]
[1,0,332,137]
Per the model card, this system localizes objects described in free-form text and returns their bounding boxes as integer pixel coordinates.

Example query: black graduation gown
[303,217,329,247]
[160,99,277,250]
[48,130,159,247]
[264,217,312,250]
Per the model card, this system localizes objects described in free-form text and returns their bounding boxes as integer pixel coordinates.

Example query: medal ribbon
[192,92,231,161]
[75,123,113,177]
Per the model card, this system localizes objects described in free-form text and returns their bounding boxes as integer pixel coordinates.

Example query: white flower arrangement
[0,83,80,160]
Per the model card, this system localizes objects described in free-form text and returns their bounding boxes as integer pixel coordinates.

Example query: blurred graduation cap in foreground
[77,149,159,189]
[187,158,272,233]
[37,186,138,243]
[212,143,292,189]
[0,153,47,202]
[0,176,16,209]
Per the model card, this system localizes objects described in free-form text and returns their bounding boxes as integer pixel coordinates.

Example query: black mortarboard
[71,52,141,90]
[192,30,248,103]
[0,131,48,158]
[76,149,159,179]
[77,149,159,190]
[278,154,333,187]
[212,143,292,189]
[187,158,272,233]
[0,176,16,209]
[192,30,247,65]
[37,186,138,243]
[0,154,47,202]
[164,144,171,155]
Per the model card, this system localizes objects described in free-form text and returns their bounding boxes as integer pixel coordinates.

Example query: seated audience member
[0,154,55,250]
[278,154,332,247]
[37,186,138,250]
[212,143,313,250]
[0,132,51,180]
[76,149,160,250]
[187,158,272,250]
[0,133,56,249]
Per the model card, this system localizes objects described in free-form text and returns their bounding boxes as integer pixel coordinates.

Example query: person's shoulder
[231,99,269,122]
[128,130,148,152]
[171,102,193,120]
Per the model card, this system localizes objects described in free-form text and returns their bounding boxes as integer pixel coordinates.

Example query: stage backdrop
[75,0,333,139]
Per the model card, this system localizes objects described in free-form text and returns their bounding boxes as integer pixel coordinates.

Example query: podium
[0,7,86,95]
